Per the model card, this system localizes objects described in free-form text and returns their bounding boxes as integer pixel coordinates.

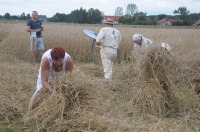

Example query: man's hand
[36,29,42,32]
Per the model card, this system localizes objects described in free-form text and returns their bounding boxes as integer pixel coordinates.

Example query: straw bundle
[117,44,200,118]
[0,89,21,123]
[117,45,178,116]
[25,71,133,131]
[78,63,104,78]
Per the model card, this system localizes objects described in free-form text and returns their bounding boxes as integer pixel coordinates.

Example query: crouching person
[132,33,153,49]
[28,46,73,114]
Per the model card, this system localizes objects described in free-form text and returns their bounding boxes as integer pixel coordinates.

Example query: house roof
[158,18,174,23]
[104,16,121,21]
[168,18,174,23]
[191,19,200,27]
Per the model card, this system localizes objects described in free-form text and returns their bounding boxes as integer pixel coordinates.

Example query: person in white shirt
[28,46,73,113]
[132,33,171,51]
[132,33,153,49]
[96,18,121,79]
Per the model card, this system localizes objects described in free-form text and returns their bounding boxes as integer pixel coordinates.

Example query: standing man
[27,11,45,65]
[96,18,121,79]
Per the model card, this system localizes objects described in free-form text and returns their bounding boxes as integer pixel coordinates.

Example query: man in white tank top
[28,47,73,113]
[96,18,121,79]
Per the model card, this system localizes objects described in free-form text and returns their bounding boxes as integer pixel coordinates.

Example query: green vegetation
[0,4,199,26]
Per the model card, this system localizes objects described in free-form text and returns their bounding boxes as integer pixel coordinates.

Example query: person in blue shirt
[27,11,45,65]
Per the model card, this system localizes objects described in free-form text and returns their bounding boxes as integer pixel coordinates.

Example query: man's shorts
[30,36,45,51]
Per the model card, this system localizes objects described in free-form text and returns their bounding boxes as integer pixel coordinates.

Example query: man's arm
[27,25,42,32]
[40,21,44,31]
[41,57,53,93]
[27,21,43,32]
[27,25,31,32]
[96,29,104,46]
[41,25,44,31]
[65,57,73,74]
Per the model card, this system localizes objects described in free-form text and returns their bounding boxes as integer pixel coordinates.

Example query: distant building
[157,18,174,26]
[38,15,47,22]
[191,19,200,27]
[102,16,121,24]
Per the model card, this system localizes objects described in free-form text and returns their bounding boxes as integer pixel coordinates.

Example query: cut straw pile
[21,44,200,131]
[116,44,200,116]
[0,89,21,124]
[1,43,200,131]
[25,71,135,131]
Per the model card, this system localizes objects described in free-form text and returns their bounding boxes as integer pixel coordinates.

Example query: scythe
[83,29,108,63]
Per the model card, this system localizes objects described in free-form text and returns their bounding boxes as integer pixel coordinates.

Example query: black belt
[37,36,42,38]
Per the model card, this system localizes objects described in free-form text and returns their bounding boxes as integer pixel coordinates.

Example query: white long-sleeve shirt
[134,38,153,49]
[96,27,121,49]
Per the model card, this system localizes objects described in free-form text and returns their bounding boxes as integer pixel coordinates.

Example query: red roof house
[191,19,200,27]
[157,18,174,26]
[102,16,121,24]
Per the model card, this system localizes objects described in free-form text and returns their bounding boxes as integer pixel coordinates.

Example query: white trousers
[100,47,117,79]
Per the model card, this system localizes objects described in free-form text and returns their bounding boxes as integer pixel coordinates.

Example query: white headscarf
[161,43,171,51]
[133,33,143,41]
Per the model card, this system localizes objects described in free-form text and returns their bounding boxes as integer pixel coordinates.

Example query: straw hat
[104,18,114,25]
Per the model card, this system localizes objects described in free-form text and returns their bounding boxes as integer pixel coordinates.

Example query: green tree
[158,14,167,20]
[26,14,31,20]
[20,12,25,20]
[87,8,103,24]
[189,13,200,23]
[69,9,79,23]
[135,12,146,21]
[49,7,103,24]
[125,3,138,16]
[75,7,88,23]
[49,13,67,22]
[10,15,19,20]
[115,7,123,16]
[173,7,190,21]
[118,16,134,25]
[4,13,10,19]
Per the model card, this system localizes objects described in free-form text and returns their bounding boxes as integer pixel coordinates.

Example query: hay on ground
[117,44,199,116]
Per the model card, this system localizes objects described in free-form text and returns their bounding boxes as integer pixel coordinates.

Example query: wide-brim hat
[104,18,114,25]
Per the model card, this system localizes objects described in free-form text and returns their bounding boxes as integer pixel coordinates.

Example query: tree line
[0,4,199,26]
[0,7,103,24]
[49,7,103,24]
[115,4,200,26]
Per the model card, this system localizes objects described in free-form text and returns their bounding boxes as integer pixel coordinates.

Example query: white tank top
[37,49,71,87]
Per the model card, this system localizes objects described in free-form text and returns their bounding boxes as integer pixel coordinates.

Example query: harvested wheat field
[0,21,200,131]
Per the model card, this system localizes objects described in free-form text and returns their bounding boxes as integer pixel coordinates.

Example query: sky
[0,0,200,17]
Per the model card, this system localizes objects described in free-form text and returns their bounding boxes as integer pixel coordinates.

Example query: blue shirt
[27,19,42,37]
